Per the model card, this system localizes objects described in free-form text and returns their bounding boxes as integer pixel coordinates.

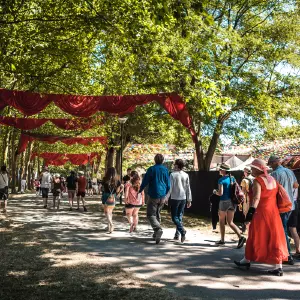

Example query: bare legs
[104,205,114,233]
[289,227,300,254]
[219,210,241,242]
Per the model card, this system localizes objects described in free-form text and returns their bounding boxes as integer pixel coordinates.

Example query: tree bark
[194,135,205,171]
[115,149,121,174]
[1,127,11,166]
[18,152,25,193]
[106,147,115,169]
[11,129,17,193]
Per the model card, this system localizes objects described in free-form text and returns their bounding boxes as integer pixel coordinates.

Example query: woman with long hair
[125,173,145,233]
[101,167,121,233]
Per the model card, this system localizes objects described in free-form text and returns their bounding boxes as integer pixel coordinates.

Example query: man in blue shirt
[268,155,299,265]
[139,154,170,244]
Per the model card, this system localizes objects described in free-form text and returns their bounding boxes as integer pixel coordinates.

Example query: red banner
[0,89,196,138]
[18,132,107,153]
[0,116,93,131]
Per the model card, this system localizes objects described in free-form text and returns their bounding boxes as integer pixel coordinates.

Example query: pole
[120,122,124,181]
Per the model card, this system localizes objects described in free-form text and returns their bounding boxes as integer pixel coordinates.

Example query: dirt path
[1,194,300,300]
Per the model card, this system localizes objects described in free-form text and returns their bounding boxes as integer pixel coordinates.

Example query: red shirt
[77,176,86,192]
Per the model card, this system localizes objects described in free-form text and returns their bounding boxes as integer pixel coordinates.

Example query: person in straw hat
[234,158,289,276]
[213,162,246,248]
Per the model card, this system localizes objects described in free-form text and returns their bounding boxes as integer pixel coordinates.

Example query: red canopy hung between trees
[0,116,93,131]
[0,89,196,138]
[18,132,107,153]
[31,152,99,166]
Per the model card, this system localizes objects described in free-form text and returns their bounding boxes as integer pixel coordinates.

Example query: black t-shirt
[66,175,77,190]
[102,180,121,194]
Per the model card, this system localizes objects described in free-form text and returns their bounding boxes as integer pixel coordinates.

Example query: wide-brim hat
[219,163,231,171]
[78,171,84,175]
[54,173,60,178]
[250,158,268,172]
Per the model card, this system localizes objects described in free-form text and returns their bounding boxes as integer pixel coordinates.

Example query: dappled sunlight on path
[2,194,300,299]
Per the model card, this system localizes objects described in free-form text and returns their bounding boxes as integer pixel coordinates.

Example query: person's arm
[141,191,145,205]
[124,185,129,204]
[164,174,173,205]
[139,168,151,193]
[214,184,223,197]
[245,180,261,222]
[165,169,170,196]
[186,175,192,208]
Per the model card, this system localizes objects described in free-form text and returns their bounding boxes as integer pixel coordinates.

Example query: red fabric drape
[0,89,196,137]
[18,132,107,153]
[31,152,98,166]
[0,116,93,131]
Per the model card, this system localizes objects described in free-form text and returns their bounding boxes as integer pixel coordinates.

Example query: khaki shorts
[219,200,236,212]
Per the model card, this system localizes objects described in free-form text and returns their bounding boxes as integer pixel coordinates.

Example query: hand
[213,189,217,195]
[187,201,192,208]
[245,207,256,222]
[164,200,168,206]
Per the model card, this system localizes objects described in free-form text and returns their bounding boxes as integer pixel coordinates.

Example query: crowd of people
[0,153,299,277]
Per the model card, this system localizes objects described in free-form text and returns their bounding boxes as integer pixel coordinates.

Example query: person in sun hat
[268,155,299,265]
[234,158,289,276]
[76,171,87,212]
[213,162,246,248]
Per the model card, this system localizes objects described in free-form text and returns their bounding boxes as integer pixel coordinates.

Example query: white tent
[230,156,254,171]
[224,155,244,168]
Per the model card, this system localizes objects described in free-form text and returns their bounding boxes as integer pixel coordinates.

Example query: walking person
[234,159,289,276]
[87,178,93,196]
[289,187,300,259]
[240,166,254,233]
[268,155,299,265]
[0,165,9,213]
[40,167,52,209]
[76,171,87,212]
[166,159,192,243]
[66,171,77,211]
[139,154,170,244]
[34,179,40,196]
[125,173,145,233]
[52,174,61,210]
[21,177,27,193]
[213,163,246,248]
[101,167,121,233]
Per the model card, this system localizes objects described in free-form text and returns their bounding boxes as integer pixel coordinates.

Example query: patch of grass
[0,215,186,300]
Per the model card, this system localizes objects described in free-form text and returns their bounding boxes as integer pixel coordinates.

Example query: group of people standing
[214,156,299,276]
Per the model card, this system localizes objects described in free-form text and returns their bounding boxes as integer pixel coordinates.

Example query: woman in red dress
[234,159,288,276]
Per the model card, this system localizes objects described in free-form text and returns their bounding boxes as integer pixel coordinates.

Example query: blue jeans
[280,212,292,255]
[170,199,186,236]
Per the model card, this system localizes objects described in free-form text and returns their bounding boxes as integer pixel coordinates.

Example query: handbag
[276,182,292,213]
[106,185,116,205]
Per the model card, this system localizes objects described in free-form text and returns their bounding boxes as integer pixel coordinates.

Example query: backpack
[230,176,245,205]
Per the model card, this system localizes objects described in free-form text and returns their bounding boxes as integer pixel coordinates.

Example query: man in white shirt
[39,167,52,209]
[21,178,26,193]
[166,159,192,243]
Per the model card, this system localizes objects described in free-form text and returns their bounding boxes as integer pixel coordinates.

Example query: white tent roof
[230,157,255,171]
[224,155,244,168]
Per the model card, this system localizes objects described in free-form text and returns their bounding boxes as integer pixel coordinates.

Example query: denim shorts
[219,200,236,212]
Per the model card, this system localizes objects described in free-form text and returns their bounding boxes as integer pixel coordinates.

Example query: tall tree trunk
[194,135,205,171]
[1,127,11,166]
[11,129,17,193]
[106,147,115,169]
[24,141,33,189]
[115,149,121,175]
[204,121,223,171]
[18,151,25,192]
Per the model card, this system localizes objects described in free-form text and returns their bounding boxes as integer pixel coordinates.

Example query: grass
[0,214,187,300]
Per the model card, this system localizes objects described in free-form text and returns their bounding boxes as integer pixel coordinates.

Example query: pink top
[125,183,144,206]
